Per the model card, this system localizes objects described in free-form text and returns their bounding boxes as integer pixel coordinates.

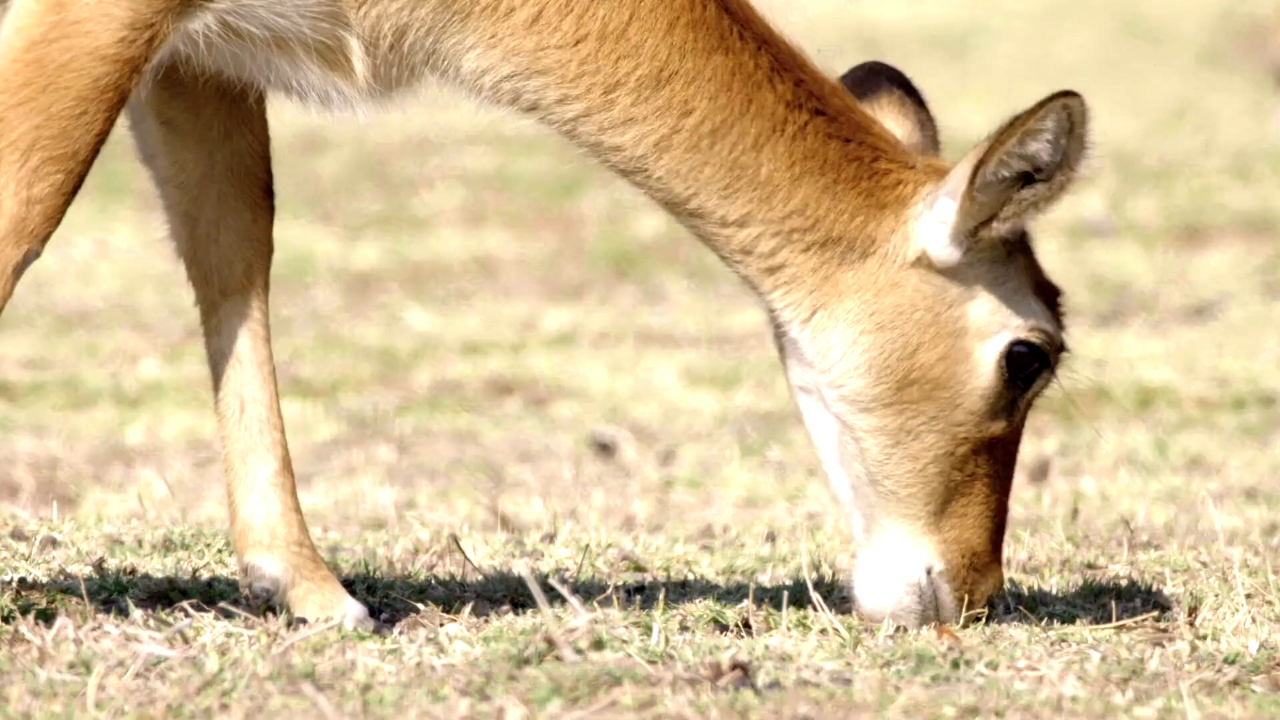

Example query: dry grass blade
[517,562,581,663]
[85,662,107,715]
[560,692,621,719]
[273,618,346,654]
[800,529,850,643]
[546,574,591,619]
[450,533,484,579]
[215,602,263,625]
[1049,611,1163,633]
[298,681,343,720]
[131,642,179,658]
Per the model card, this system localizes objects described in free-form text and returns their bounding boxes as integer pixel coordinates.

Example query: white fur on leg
[239,555,372,630]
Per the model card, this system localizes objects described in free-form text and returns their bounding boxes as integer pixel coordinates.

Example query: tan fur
[1268,6,1280,131]
[1270,6,1280,85]
[0,0,1088,630]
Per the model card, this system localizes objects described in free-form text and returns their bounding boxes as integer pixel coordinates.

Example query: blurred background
[1,0,1278,572]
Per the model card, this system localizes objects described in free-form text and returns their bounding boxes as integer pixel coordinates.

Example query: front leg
[127,64,372,630]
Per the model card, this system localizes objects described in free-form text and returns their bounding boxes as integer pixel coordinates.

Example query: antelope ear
[918,90,1088,268]
[839,60,941,157]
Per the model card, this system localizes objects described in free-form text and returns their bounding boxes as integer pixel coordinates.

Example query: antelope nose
[855,566,954,628]
[851,539,957,628]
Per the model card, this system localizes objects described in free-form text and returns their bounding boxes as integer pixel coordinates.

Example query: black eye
[1003,341,1053,393]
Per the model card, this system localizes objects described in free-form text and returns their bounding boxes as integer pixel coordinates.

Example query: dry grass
[3,0,1280,716]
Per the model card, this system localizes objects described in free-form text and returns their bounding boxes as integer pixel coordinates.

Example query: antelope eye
[1003,340,1052,394]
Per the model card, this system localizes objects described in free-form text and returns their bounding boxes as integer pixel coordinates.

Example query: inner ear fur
[839,60,941,157]
[949,90,1089,239]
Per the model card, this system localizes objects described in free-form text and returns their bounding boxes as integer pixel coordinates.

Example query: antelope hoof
[240,557,374,632]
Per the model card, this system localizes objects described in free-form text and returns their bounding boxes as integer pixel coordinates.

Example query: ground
[3,0,1280,717]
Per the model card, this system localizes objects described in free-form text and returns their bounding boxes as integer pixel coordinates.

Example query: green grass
[3,0,1280,716]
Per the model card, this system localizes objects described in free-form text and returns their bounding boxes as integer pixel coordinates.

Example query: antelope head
[773,60,1087,628]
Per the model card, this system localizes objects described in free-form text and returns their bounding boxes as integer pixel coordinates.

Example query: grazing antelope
[0,0,1087,631]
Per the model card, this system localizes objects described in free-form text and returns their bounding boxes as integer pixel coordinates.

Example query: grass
[3,0,1280,716]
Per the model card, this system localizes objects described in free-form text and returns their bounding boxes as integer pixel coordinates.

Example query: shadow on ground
[2,566,1176,630]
